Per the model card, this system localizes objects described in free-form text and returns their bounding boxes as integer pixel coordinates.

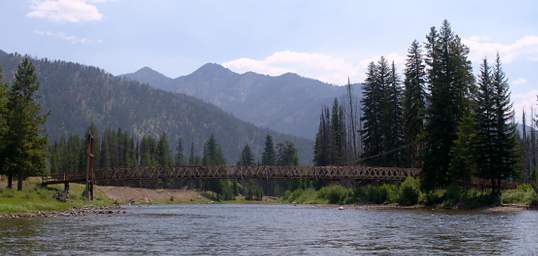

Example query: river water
[0,204,537,255]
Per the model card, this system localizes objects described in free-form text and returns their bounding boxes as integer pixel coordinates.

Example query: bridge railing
[42,165,421,185]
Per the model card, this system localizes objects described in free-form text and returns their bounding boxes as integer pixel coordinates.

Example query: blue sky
[2,0,538,119]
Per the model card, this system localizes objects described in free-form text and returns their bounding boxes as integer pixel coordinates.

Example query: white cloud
[463,35,538,63]
[512,90,538,122]
[222,50,405,85]
[33,30,102,44]
[26,0,112,23]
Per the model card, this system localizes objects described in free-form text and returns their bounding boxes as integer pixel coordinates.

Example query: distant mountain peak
[192,63,235,76]
[134,66,166,77]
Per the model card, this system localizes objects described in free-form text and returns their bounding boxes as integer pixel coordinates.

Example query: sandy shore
[95,186,207,204]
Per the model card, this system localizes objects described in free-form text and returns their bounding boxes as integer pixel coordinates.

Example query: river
[0,204,537,255]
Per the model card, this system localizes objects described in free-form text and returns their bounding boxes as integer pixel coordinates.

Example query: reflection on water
[0,204,537,255]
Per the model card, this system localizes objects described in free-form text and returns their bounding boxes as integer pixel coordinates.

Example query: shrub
[444,184,463,207]
[501,184,537,205]
[423,190,445,206]
[355,184,398,204]
[284,188,324,204]
[398,177,421,206]
[318,185,353,204]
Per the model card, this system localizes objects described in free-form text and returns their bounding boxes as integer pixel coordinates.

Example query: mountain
[0,51,313,164]
[122,64,362,139]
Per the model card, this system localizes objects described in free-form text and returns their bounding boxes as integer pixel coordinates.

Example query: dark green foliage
[422,20,474,190]
[157,132,172,168]
[384,62,404,166]
[491,55,518,193]
[4,58,48,190]
[398,177,421,205]
[402,40,426,167]
[361,62,385,165]
[448,111,476,187]
[313,99,347,166]
[174,138,184,166]
[475,56,517,195]
[356,184,399,204]
[261,135,275,165]
[313,107,331,165]
[318,185,354,204]
[202,134,226,166]
[238,144,254,166]
[360,57,403,166]
[276,141,299,166]
[0,67,9,181]
[330,99,346,164]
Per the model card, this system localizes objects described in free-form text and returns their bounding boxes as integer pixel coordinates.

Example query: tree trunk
[17,172,23,191]
[7,173,13,189]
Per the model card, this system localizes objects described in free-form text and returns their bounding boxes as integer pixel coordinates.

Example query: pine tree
[361,62,383,165]
[157,132,172,168]
[403,40,426,167]
[5,58,48,190]
[175,138,184,166]
[475,58,497,191]
[314,106,331,166]
[422,20,474,189]
[188,142,196,165]
[202,134,225,166]
[491,54,517,195]
[261,135,275,165]
[385,61,404,166]
[0,67,9,186]
[448,110,476,188]
[238,144,254,166]
[331,98,346,165]
[276,142,299,166]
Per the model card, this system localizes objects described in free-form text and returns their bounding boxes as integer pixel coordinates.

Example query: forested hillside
[122,64,361,139]
[0,50,313,164]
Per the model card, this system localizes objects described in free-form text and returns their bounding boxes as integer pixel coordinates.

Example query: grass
[0,178,113,215]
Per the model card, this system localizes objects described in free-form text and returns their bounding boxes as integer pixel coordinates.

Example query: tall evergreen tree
[403,40,426,167]
[4,58,48,190]
[188,142,196,165]
[157,132,172,168]
[422,20,474,189]
[314,106,331,166]
[448,110,476,188]
[475,58,497,191]
[261,135,275,165]
[361,62,383,165]
[276,142,299,166]
[175,138,184,166]
[0,67,9,186]
[384,61,404,166]
[491,54,517,194]
[330,98,346,165]
[202,134,225,166]
[238,144,255,166]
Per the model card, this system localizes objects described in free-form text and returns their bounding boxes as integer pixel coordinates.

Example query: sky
[1,0,538,120]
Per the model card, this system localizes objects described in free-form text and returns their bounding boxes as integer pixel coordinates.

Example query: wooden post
[86,133,95,200]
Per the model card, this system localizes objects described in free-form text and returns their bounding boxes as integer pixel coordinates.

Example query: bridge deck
[42,165,421,185]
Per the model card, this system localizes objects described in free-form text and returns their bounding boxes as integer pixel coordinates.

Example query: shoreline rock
[0,205,126,219]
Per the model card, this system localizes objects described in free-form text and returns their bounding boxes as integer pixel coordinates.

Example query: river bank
[1,177,536,218]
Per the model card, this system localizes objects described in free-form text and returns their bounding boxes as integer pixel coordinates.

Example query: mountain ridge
[122,64,362,139]
[0,51,314,164]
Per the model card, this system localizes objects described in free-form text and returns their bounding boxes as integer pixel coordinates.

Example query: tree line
[313,20,534,195]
